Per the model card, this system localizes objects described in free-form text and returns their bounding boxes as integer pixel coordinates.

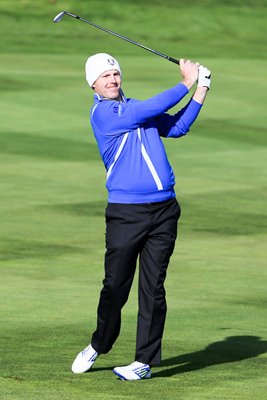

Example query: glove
[197,65,211,89]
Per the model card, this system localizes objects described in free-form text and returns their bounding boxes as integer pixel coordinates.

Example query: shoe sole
[113,370,127,381]
[113,369,151,381]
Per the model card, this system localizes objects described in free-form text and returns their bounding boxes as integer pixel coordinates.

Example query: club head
[53,11,66,23]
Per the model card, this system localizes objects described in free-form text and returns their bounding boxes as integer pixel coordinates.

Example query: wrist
[193,87,209,104]
[181,77,196,90]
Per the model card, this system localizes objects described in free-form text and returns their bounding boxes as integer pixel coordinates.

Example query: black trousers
[91,198,181,365]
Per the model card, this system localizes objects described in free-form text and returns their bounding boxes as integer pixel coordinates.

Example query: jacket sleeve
[91,83,189,136]
[155,99,203,138]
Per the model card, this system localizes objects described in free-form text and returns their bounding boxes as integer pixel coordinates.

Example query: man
[71,53,211,380]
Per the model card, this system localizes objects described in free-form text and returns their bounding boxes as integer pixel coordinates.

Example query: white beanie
[85,53,121,87]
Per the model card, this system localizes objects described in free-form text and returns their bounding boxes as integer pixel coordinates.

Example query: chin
[109,92,120,100]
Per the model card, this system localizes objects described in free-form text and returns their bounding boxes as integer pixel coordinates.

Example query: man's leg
[135,199,181,365]
[72,203,144,373]
[91,203,146,354]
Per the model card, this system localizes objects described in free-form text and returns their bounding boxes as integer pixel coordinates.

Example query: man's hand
[180,59,200,90]
[197,65,211,89]
[193,65,211,104]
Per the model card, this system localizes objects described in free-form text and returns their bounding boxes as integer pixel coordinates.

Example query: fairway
[1,1,267,399]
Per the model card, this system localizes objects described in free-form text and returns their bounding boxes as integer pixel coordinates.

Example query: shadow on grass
[0,131,100,162]
[153,336,267,378]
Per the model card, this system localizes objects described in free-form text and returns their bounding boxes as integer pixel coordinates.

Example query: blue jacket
[90,83,202,203]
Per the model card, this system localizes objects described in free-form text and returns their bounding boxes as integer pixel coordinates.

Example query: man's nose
[111,75,118,83]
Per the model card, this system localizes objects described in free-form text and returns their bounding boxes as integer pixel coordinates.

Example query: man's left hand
[197,65,211,89]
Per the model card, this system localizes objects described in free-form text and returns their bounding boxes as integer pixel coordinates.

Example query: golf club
[53,11,180,65]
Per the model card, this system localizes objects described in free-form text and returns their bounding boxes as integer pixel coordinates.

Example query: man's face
[93,69,122,101]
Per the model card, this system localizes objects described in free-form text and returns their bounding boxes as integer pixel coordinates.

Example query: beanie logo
[107,58,115,66]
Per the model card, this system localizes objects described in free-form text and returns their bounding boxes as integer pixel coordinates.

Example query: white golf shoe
[113,361,151,380]
[71,344,98,373]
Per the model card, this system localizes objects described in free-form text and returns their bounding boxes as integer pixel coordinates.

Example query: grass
[1,0,267,399]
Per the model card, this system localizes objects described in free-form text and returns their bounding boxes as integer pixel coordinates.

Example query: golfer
[71,53,211,380]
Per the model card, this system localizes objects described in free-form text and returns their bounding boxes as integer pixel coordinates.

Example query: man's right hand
[180,59,200,89]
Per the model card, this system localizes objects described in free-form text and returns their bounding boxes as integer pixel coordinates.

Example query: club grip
[168,56,180,65]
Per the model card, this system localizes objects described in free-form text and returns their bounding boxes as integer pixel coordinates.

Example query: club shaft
[59,11,180,65]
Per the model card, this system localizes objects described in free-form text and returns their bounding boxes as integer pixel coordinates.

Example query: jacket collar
[93,89,126,103]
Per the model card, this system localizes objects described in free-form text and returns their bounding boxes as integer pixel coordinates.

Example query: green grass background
[1,0,267,399]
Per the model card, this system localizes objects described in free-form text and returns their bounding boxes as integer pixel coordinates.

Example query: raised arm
[156,63,211,137]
